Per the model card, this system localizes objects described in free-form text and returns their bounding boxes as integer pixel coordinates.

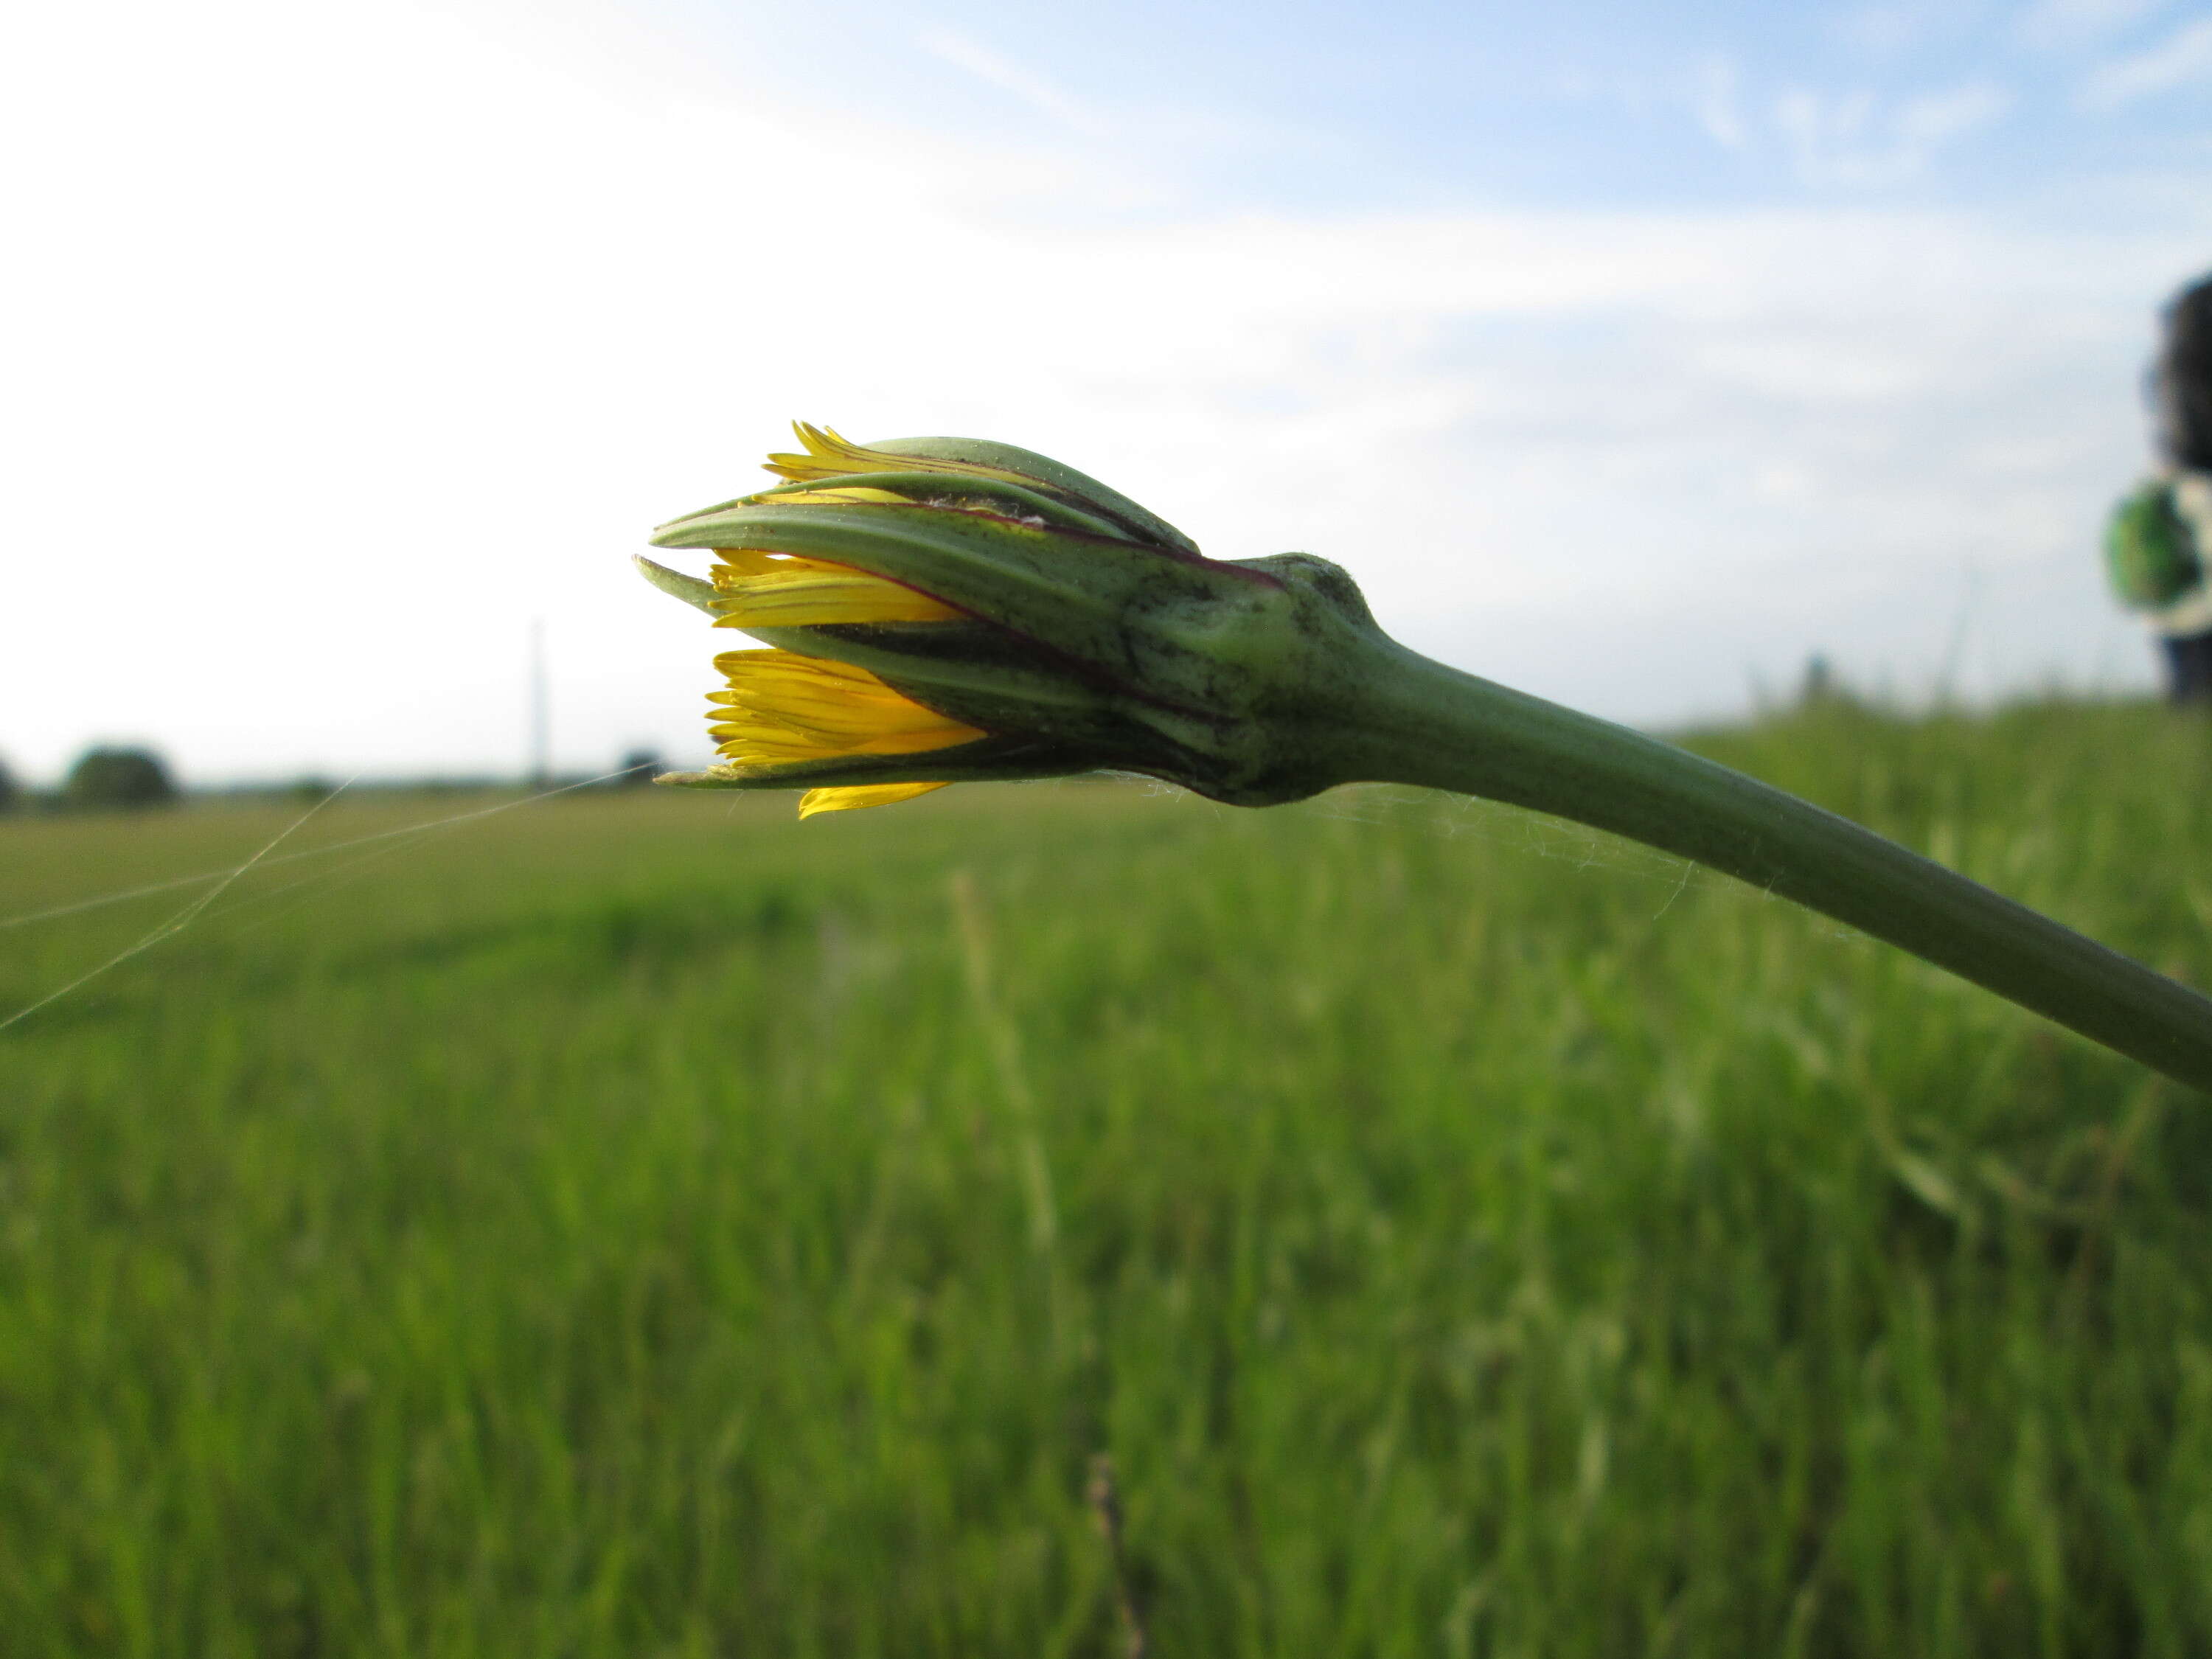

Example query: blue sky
[678,0,2212,209]
[1,0,2208,782]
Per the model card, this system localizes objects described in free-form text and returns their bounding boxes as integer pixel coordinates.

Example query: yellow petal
[714,661,901,692]
[762,422,1037,491]
[710,566,960,627]
[709,726,853,762]
[798,782,950,818]
[701,649,988,764]
[707,548,789,577]
[744,484,916,507]
[714,723,981,760]
[712,650,904,689]
[712,693,953,738]
[715,652,947,712]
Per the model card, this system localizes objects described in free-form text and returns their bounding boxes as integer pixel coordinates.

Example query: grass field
[7,696,2212,1656]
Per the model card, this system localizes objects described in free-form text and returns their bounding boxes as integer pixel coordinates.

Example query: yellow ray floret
[750,484,915,507]
[706,650,987,771]
[799,782,949,818]
[764,422,1037,490]
[709,551,959,628]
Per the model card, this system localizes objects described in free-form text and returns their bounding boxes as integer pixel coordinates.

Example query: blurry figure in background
[2108,477,2212,698]
[2160,274,2212,479]
[2108,273,2212,702]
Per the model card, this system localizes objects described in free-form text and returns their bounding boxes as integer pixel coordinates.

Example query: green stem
[1331,637,2212,1094]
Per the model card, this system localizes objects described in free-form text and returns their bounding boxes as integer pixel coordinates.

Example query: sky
[2,0,2209,785]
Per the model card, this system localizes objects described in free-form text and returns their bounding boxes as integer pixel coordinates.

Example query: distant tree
[63,745,179,810]
[616,748,665,787]
[0,756,18,815]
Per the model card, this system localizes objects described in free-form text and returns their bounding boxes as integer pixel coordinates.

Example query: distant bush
[616,748,666,787]
[0,756,18,815]
[63,745,180,810]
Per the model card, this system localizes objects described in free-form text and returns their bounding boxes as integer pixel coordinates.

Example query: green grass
[7,697,2212,1656]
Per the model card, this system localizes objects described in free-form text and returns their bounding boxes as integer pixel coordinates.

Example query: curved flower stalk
[641,423,2212,1093]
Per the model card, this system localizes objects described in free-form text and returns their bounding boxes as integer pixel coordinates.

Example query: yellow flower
[641,422,1380,815]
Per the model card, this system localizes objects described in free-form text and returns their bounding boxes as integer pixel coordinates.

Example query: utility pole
[528,617,550,789]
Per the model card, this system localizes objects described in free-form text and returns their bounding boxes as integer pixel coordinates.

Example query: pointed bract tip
[635,555,720,615]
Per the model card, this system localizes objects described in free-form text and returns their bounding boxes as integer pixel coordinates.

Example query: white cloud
[2079,15,2212,106]
[1694,57,1747,150]
[1898,82,2014,146]
[2018,0,2168,49]
[919,29,1113,138]
[1776,80,2013,187]
[1834,7,1926,54]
